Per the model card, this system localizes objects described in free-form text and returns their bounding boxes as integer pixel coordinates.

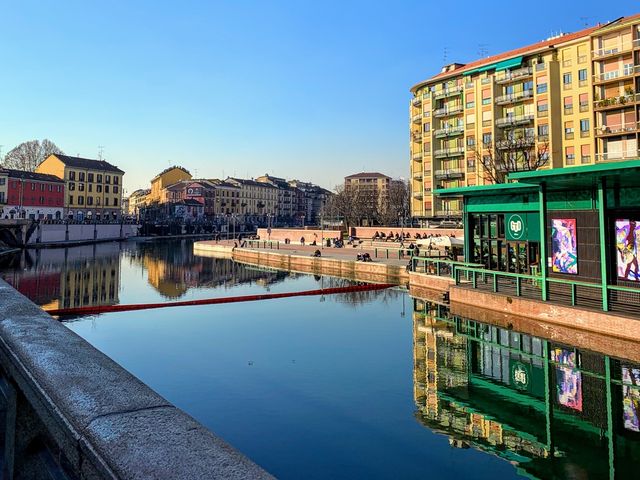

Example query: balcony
[495,136,537,150]
[434,125,464,138]
[595,122,640,137]
[433,85,464,100]
[434,168,465,180]
[592,39,640,58]
[413,191,424,199]
[495,114,534,127]
[593,92,640,110]
[412,152,423,161]
[593,65,640,84]
[413,172,423,181]
[411,132,423,143]
[495,67,533,84]
[435,209,463,217]
[595,149,640,162]
[411,96,422,107]
[433,105,463,118]
[412,113,422,123]
[434,147,465,158]
[494,89,534,105]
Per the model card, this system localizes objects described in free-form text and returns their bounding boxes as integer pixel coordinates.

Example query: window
[78,183,85,192]
[482,110,492,127]
[105,175,111,184]
[48,184,52,191]
[39,196,45,204]
[69,171,76,180]
[467,157,475,169]
[466,113,475,126]
[0,178,4,186]
[481,88,491,105]
[565,146,575,165]
[466,91,475,108]
[57,185,62,192]
[79,172,85,181]
[467,136,476,147]
[580,118,590,137]
[523,80,533,92]
[538,124,549,139]
[105,198,109,206]
[424,122,431,132]
[482,133,492,145]
[114,198,118,207]
[536,75,548,93]
[87,196,93,206]
[114,176,119,185]
[78,196,84,205]
[578,69,588,84]
[88,184,93,192]
[88,173,94,182]
[537,99,548,115]
[564,96,573,114]
[113,186,119,194]
[31,183,36,191]
[579,93,589,112]
[69,195,74,204]
[564,121,574,139]
[581,144,591,164]
[97,174,103,183]
[0,192,4,203]
[563,72,572,86]
[105,185,110,194]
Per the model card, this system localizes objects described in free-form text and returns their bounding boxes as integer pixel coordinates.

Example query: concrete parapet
[0,279,273,479]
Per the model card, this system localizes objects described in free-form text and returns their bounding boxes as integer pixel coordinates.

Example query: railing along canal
[245,239,280,249]
[453,266,640,316]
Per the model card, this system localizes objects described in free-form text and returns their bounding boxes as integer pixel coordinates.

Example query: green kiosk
[435,160,640,315]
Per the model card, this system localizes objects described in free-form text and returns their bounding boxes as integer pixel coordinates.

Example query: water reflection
[413,299,640,479]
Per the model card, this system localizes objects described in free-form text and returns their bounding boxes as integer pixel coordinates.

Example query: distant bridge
[0,220,36,248]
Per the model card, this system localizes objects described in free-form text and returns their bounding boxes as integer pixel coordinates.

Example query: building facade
[256,174,304,225]
[0,169,65,220]
[287,180,331,226]
[127,189,150,217]
[409,14,640,223]
[36,154,124,221]
[148,166,192,204]
[226,178,278,225]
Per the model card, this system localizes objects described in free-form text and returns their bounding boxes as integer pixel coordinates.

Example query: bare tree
[378,179,410,226]
[474,130,549,184]
[2,139,64,171]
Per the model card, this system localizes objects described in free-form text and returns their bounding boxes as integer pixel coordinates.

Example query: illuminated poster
[551,348,582,411]
[551,219,578,275]
[622,366,640,432]
[616,220,640,282]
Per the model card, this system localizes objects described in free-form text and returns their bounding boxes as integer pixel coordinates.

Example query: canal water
[1,240,639,479]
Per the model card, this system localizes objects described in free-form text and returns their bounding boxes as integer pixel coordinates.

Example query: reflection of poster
[552,219,578,274]
[622,366,640,432]
[616,220,640,281]
[551,348,582,411]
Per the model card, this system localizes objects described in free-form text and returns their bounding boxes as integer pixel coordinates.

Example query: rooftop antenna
[98,145,105,160]
[442,46,449,64]
[579,16,591,27]
[478,44,489,58]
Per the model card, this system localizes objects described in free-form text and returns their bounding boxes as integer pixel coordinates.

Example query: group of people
[372,231,452,242]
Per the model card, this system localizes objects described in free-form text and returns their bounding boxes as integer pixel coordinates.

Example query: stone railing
[0,279,273,479]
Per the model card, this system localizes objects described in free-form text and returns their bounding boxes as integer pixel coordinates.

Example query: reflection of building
[132,240,290,299]
[412,300,640,479]
[36,154,125,221]
[0,244,121,310]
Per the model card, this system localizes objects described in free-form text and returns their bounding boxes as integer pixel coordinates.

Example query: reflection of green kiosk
[435,160,640,315]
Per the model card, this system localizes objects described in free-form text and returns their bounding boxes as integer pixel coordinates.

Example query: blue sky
[0,1,636,194]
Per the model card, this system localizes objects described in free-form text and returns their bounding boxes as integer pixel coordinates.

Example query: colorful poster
[622,365,640,432]
[551,348,582,411]
[551,219,578,275]
[616,220,640,282]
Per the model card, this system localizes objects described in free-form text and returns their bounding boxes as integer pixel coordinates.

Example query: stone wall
[27,223,140,245]
[350,226,463,239]
[0,279,272,479]
[256,228,342,244]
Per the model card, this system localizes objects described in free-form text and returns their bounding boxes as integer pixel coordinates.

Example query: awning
[495,56,523,72]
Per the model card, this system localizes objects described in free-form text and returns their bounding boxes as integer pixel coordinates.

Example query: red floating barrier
[45,283,396,317]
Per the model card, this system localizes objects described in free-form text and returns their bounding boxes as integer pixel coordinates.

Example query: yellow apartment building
[409,14,640,222]
[148,166,192,204]
[36,154,125,221]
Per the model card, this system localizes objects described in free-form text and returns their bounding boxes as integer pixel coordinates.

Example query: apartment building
[127,189,150,217]
[409,14,640,222]
[255,174,304,224]
[148,166,192,204]
[0,169,65,220]
[36,154,124,221]
[344,172,391,198]
[225,178,278,223]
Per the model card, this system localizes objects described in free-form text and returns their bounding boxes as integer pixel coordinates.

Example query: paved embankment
[194,240,411,284]
[0,278,273,479]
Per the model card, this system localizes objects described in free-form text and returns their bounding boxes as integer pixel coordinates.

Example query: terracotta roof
[344,172,391,179]
[50,154,124,173]
[2,168,65,183]
[410,24,603,91]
